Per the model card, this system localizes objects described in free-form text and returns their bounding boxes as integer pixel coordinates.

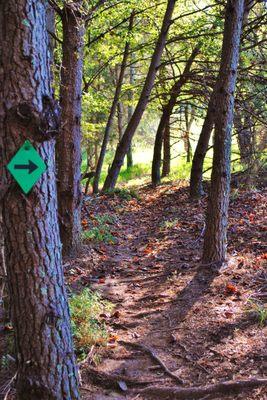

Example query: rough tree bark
[0,1,79,399]
[190,94,215,198]
[102,0,176,191]
[93,13,134,194]
[234,111,254,165]
[151,45,200,185]
[202,0,245,264]
[56,1,85,256]
[162,117,171,177]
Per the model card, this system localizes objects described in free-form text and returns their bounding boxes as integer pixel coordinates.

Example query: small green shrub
[82,213,116,243]
[160,218,179,230]
[69,289,114,359]
[105,188,140,201]
[246,299,267,327]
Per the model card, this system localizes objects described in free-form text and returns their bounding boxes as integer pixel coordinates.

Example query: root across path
[69,183,266,400]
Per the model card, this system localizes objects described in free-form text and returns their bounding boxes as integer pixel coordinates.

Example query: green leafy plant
[246,299,267,327]
[160,218,179,230]
[69,289,114,359]
[105,187,140,201]
[82,214,116,243]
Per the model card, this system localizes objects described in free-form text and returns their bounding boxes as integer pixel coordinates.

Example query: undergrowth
[82,214,116,244]
[69,289,114,360]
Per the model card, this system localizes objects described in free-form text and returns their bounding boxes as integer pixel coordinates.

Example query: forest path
[68,183,266,400]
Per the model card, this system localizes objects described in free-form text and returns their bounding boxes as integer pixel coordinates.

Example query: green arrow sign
[6,140,47,194]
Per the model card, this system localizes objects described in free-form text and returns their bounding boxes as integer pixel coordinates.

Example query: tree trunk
[202,0,245,264]
[151,45,200,185]
[127,64,135,168]
[93,13,133,194]
[190,95,215,198]
[102,0,176,191]
[1,1,79,399]
[117,101,124,141]
[56,1,85,256]
[162,117,171,177]
[184,105,194,163]
[189,0,253,200]
[234,111,254,165]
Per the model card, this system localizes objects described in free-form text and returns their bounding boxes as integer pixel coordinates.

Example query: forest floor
[70,181,267,399]
[0,180,266,400]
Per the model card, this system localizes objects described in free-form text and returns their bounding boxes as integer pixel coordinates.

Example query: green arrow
[6,140,47,194]
[14,160,38,174]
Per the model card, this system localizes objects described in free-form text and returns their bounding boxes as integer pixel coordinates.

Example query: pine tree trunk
[202,0,245,264]
[151,45,200,185]
[56,2,85,256]
[234,112,254,165]
[1,1,79,398]
[162,118,171,177]
[102,0,176,191]
[190,95,215,198]
[93,13,133,194]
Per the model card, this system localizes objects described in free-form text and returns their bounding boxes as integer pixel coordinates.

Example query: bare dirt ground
[67,182,267,399]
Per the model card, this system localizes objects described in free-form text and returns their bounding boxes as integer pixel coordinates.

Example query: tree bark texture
[103,0,176,191]
[151,45,200,185]
[202,0,245,264]
[234,111,254,165]
[190,94,215,198]
[56,1,85,256]
[0,1,80,399]
[161,117,171,177]
[93,13,133,194]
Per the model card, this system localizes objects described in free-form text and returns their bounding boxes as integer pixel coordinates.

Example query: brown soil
[69,182,267,399]
[0,182,266,399]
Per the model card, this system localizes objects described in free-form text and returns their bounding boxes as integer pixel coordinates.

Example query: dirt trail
[75,183,267,400]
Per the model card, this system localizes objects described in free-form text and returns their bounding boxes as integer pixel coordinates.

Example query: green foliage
[246,299,267,327]
[69,289,114,359]
[105,187,140,201]
[160,218,179,230]
[82,214,116,243]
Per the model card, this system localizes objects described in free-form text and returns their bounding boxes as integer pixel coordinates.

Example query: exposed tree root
[85,366,157,390]
[134,378,267,399]
[119,340,184,384]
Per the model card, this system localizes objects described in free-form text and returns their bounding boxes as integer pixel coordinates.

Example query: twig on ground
[119,340,184,385]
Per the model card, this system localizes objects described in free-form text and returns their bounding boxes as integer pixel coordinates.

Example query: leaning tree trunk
[127,63,135,168]
[102,0,176,191]
[162,117,171,177]
[190,94,215,198]
[93,13,134,194]
[56,1,85,256]
[151,45,200,185]
[0,1,79,399]
[202,0,245,264]
[117,101,124,141]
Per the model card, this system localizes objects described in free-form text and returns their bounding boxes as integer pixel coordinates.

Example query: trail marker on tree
[6,140,47,194]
